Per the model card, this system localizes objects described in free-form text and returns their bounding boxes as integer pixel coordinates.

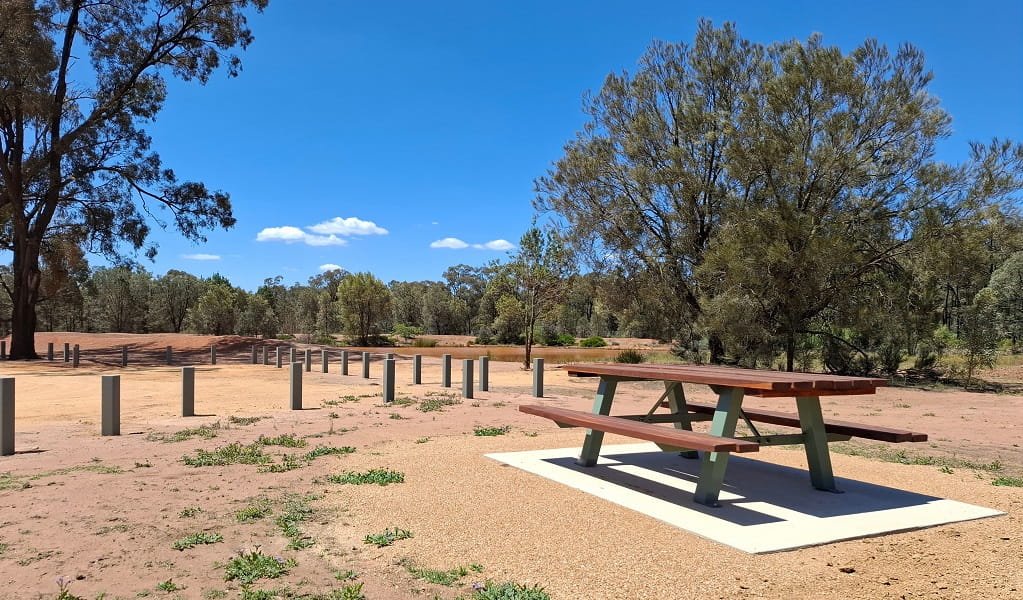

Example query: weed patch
[229,416,266,426]
[258,434,307,448]
[326,469,404,486]
[182,442,271,467]
[303,445,356,461]
[419,396,461,412]
[224,549,296,584]
[474,425,510,437]
[363,527,413,547]
[993,476,1023,487]
[236,498,273,523]
[276,494,319,550]
[150,422,221,442]
[469,581,550,599]
[172,531,223,550]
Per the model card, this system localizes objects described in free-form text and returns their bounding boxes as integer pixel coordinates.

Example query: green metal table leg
[577,377,618,467]
[796,396,840,492]
[693,386,744,506]
[665,381,698,459]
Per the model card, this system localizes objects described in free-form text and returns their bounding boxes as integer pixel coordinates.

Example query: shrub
[877,343,903,374]
[412,337,438,347]
[316,335,337,346]
[474,330,494,345]
[614,349,644,364]
[579,336,607,348]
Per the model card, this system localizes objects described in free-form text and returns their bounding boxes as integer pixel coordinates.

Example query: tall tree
[336,273,391,346]
[149,269,202,333]
[509,226,574,368]
[0,0,267,358]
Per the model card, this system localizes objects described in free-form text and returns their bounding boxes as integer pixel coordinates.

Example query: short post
[73,344,80,368]
[101,375,120,436]
[462,359,474,399]
[261,345,268,365]
[441,354,451,388]
[166,345,173,365]
[47,342,53,361]
[413,354,422,384]
[341,350,350,376]
[0,378,14,456]
[533,357,544,398]
[211,345,218,365]
[181,366,195,417]
[383,358,395,403]
[321,349,328,373]
[275,346,282,368]
[64,342,70,363]
[304,348,312,372]
[289,348,296,364]
[251,345,257,364]
[479,356,489,392]
[121,345,128,367]
[1,341,6,359]
[361,352,370,378]
[386,352,395,360]
[289,361,302,410]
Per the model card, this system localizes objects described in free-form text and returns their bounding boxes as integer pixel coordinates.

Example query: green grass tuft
[363,527,413,547]
[172,531,223,551]
[326,469,404,485]
[224,549,296,584]
[182,442,271,467]
[473,425,510,437]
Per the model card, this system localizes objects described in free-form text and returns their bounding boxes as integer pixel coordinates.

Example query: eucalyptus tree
[336,272,392,346]
[988,252,1023,350]
[0,0,267,358]
[508,226,575,368]
[149,270,203,333]
[535,20,759,360]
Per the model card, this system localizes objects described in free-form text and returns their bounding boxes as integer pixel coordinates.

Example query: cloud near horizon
[256,217,387,247]
[429,237,515,251]
[181,253,221,261]
[318,263,343,272]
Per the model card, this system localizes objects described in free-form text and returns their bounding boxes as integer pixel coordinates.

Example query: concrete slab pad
[486,443,1004,554]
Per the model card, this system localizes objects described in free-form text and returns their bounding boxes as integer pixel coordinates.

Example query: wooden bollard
[251,345,257,364]
[289,362,302,410]
[361,352,370,378]
[321,349,328,373]
[276,346,282,368]
[182,366,195,417]
[64,342,70,363]
[121,345,128,367]
[304,348,312,372]
[212,345,218,365]
[441,354,452,388]
[47,342,53,361]
[101,375,120,436]
[261,345,267,365]
[73,344,80,368]
[166,345,173,365]
[479,356,489,392]
[341,350,350,375]
[383,358,395,403]
[462,359,474,399]
[0,378,14,456]
[413,354,422,384]
[533,357,544,398]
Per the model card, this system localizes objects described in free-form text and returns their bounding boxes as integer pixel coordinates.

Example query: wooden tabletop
[561,363,887,396]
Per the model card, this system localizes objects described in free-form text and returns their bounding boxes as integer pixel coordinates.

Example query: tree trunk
[709,334,725,364]
[10,236,42,360]
[785,333,795,372]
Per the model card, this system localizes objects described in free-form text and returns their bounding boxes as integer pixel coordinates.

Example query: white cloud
[477,239,515,251]
[181,253,221,261]
[319,263,343,272]
[307,217,388,236]
[255,226,347,247]
[430,237,470,249]
[431,221,440,225]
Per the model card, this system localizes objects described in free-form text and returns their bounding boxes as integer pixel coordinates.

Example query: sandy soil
[0,333,1020,599]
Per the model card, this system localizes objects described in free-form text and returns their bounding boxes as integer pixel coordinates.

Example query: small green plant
[155,579,181,592]
[388,413,404,420]
[258,434,307,448]
[172,531,223,551]
[238,587,275,600]
[228,416,265,426]
[414,437,430,444]
[160,422,221,442]
[939,466,954,474]
[419,396,461,412]
[54,576,83,600]
[328,412,340,419]
[363,527,413,547]
[178,507,202,518]
[276,494,318,550]
[405,562,470,586]
[326,469,404,485]
[614,349,644,364]
[134,460,152,468]
[235,499,273,523]
[469,581,551,600]
[203,590,228,599]
[334,583,366,600]
[258,454,304,473]
[224,549,296,584]
[334,569,359,581]
[182,442,271,467]
[579,336,608,348]
[303,445,356,461]
[474,425,510,437]
[992,476,1023,487]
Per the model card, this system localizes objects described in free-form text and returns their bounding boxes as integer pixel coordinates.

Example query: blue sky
[135,0,1023,291]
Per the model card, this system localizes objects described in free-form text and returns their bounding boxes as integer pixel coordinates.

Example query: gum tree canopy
[0,0,268,359]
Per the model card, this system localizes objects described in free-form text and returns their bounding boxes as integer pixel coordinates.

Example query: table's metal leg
[796,396,840,492]
[664,381,698,459]
[578,377,617,467]
[693,386,744,506]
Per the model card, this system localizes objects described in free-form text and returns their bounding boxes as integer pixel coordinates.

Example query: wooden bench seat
[666,401,927,443]
[519,404,760,453]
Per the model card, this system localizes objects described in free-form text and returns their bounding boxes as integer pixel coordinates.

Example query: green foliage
[363,527,413,547]
[394,324,424,342]
[179,507,203,518]
[955,288,1000,384]
[614,349,644,364]
[172,532,223,551]
[473,425,510,436]
[224,550,296,584]
[303,445,356,460]
[579,336,607,348]
[992,476,1023,487]
[158,422,221,442]
[258,434,307,448]
[276,494,318,550]
[155,579,181,592]
[419,395,462,412]
[412,337,438,347]
[228,416,266,426]
[468,582,551,600]
[404,562,470,586]
[326,469,405,485]
[182,442,271,467]
[235,499,273,523]
[336,273,392,346]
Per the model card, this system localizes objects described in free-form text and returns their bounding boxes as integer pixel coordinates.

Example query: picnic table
[520,363,927,507]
